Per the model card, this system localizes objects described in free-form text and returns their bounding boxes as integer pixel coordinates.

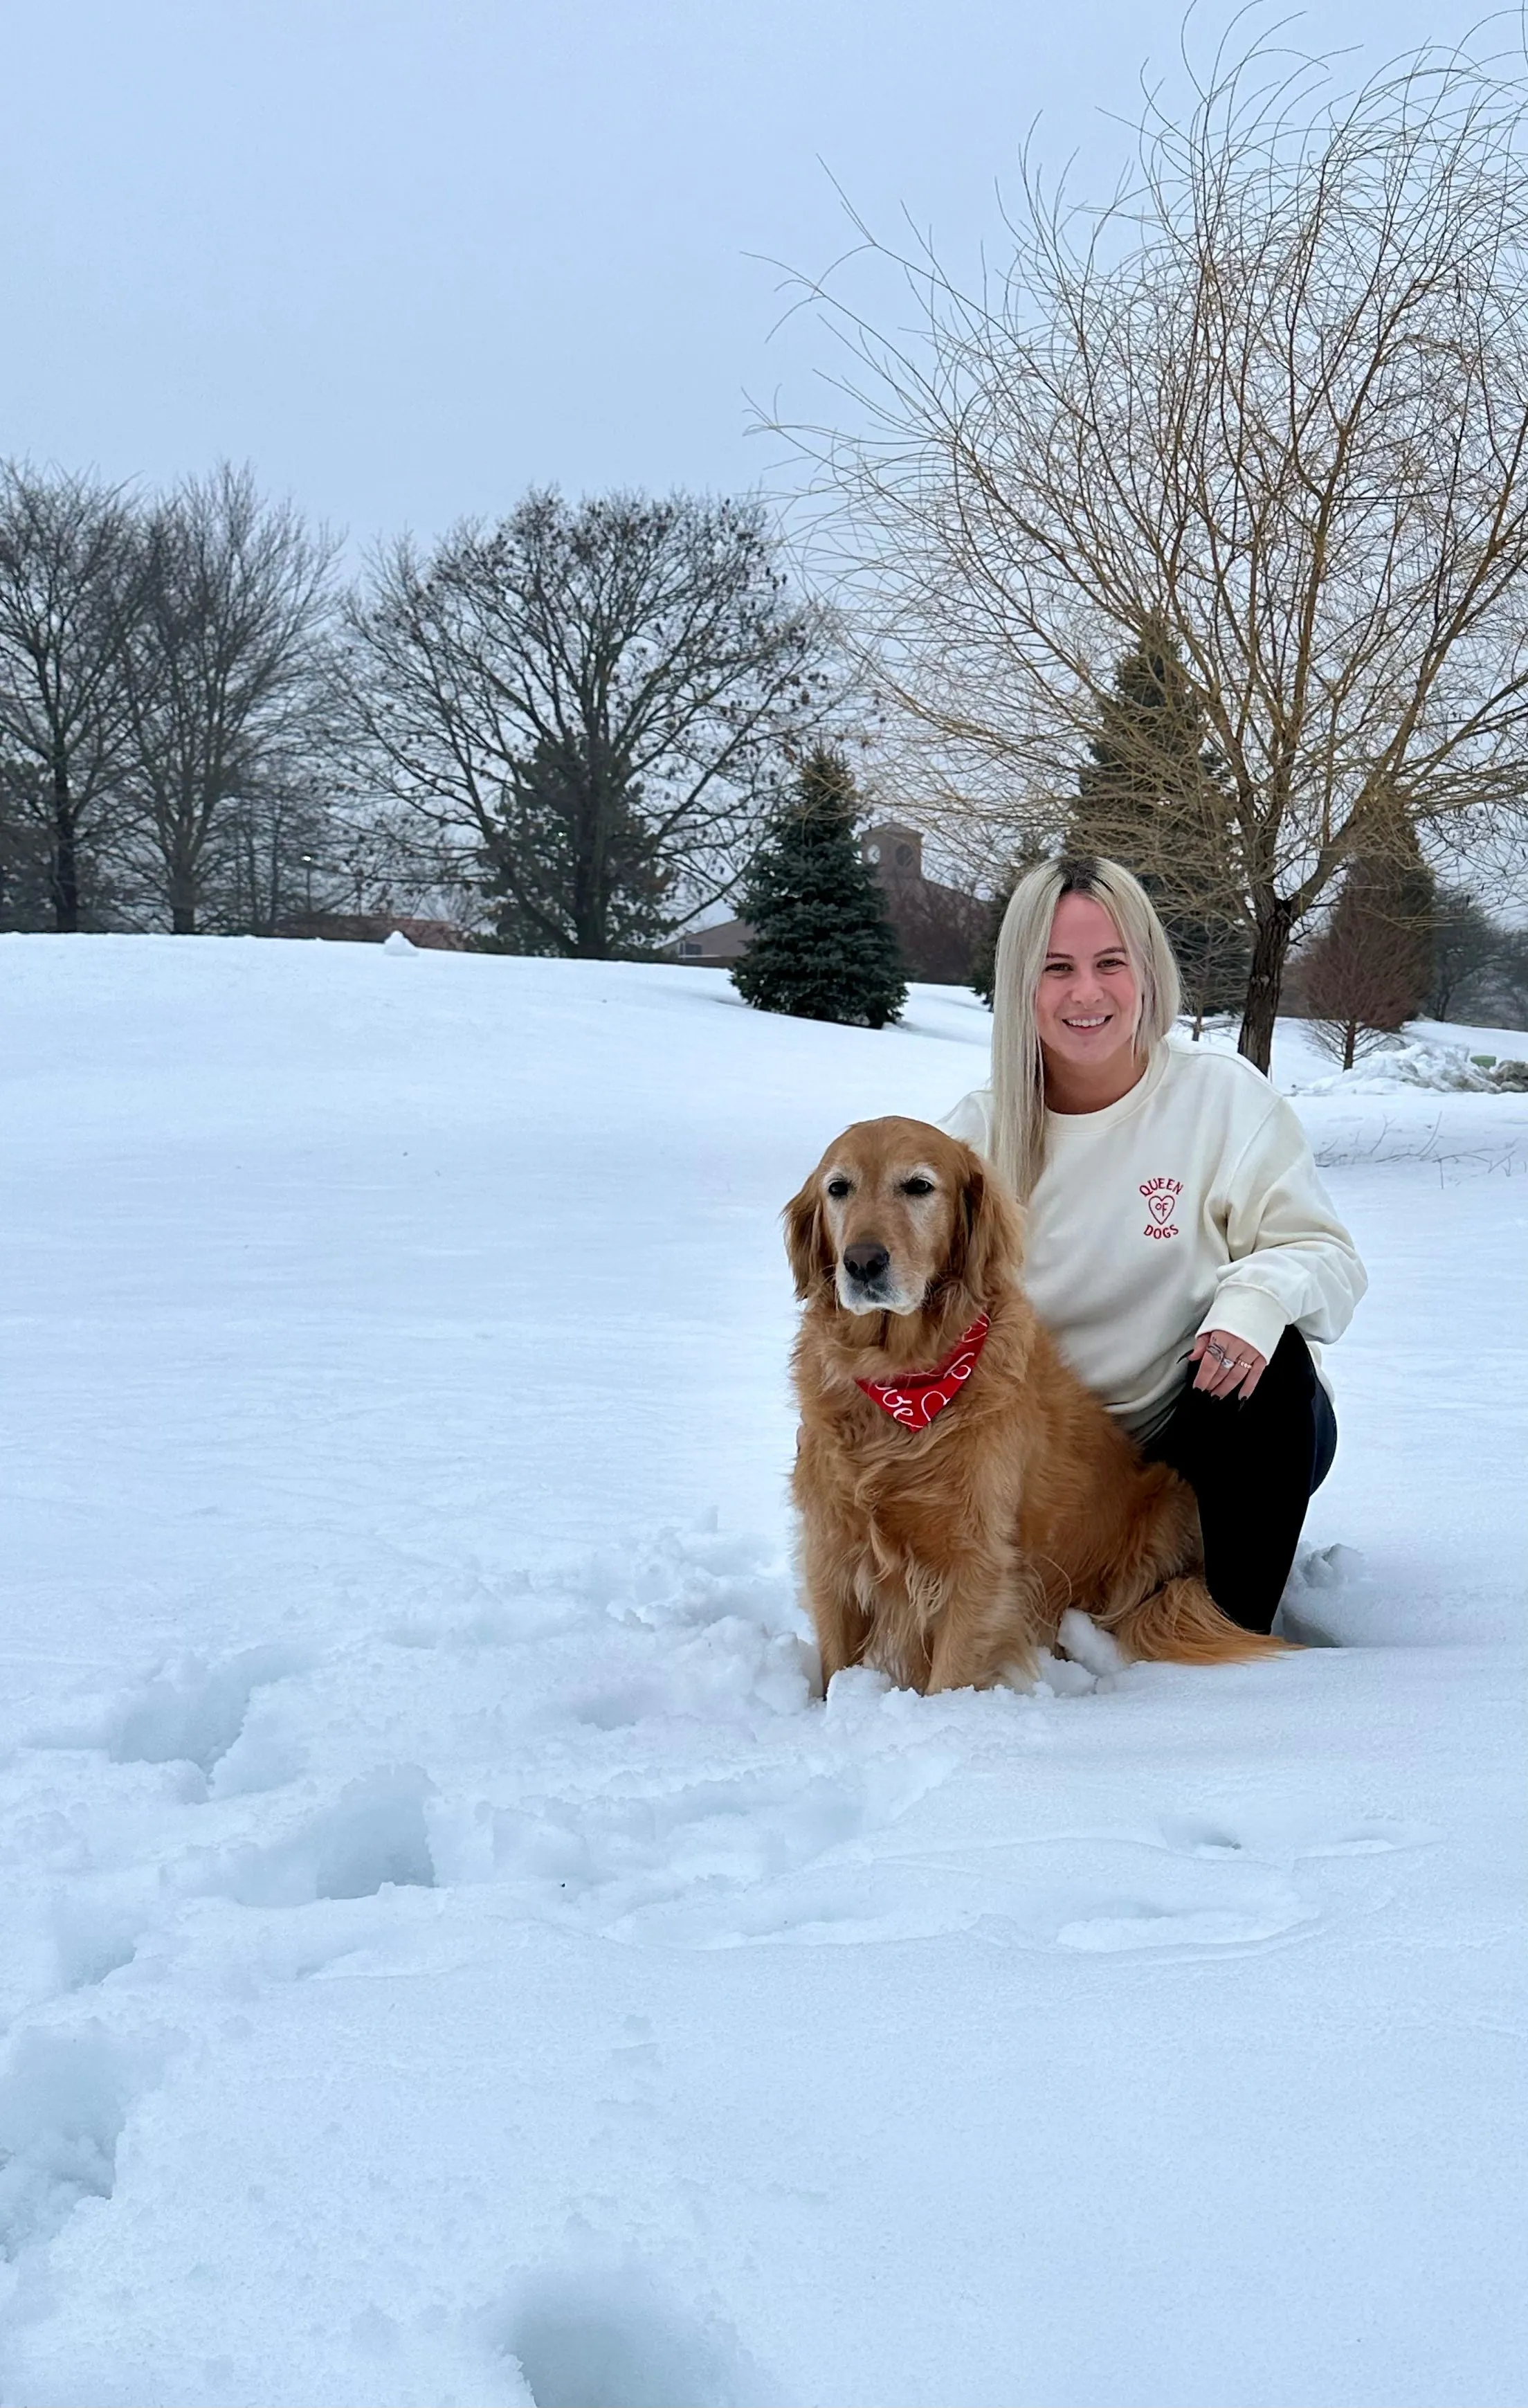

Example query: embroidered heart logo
[1148,1191,1175,1224]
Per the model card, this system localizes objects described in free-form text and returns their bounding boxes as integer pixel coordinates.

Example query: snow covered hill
[1,934,1525,2408]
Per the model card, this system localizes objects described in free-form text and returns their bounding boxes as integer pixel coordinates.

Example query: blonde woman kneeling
[945,856,1367,1636]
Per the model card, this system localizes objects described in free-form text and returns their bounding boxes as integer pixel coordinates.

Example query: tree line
[0,469,842,955]
[8,445,1524,1054]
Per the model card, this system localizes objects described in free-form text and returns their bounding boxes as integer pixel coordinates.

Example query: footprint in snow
[486,1753,956,1948]
[210,1767,437,1909]
[500,2263,767,2408]
[0,2026,161,2261]
[32,1644,311,1799]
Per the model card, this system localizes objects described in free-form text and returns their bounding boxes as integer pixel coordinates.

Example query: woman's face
[1034,891,1141,1075]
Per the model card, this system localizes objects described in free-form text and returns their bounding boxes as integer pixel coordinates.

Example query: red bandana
[855,1313,991,1431]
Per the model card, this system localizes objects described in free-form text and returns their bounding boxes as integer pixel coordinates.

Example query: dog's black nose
[843,1242,891,1285]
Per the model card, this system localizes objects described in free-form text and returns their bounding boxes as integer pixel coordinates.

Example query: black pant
[1142,1327,1337,1635]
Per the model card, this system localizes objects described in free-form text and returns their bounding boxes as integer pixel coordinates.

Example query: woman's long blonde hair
[990,855,1182,1198]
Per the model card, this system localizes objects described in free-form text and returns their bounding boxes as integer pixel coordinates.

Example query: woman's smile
[1034,891,1144,1105]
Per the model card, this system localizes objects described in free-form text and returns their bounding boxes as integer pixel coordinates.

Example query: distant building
[860,822,990,983]
[668,820,987,984]
[671,915,752,967]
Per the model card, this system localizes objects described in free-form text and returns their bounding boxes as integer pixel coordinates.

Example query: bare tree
[0,741,51,928]
[345,491,836,959]
[120,466,337,933]
[314,798,466,928]
[1427,888,1502,1017]
[788,26,1528,1067]
[209,779,336,937]
[1298,841,1435,1067]
[1426,885,1528,1024]
[0,464,143,931]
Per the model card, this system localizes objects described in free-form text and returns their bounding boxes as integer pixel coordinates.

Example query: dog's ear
[949,1151,1024,1303]
[783,1178,833,1300]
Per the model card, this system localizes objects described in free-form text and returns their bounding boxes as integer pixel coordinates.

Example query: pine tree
[968,881,1010,1010]
[483,732,672,959]
[1071,621,1248,1031]
[732,748,907,1027]
[969,851,1046,1006]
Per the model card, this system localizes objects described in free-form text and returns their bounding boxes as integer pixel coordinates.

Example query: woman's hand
[1190,1328,1268,1401]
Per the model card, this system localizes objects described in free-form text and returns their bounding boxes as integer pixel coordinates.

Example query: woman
[944,856,1366,1636]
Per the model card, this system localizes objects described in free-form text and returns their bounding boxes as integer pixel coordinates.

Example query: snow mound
[1290,1037,1501,1094]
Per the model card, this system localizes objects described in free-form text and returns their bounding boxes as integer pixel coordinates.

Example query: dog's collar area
[855,1312,991,1431]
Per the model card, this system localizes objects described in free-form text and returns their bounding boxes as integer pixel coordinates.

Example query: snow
[1,933,1525,2408]
[1411,1013,1528,1059]
[1290,1038,1498,1095]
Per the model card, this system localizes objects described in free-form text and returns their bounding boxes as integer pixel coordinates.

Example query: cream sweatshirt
[943,1042,1367,1438]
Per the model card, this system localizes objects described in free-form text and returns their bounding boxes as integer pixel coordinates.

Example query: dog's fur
[786,1116,1286,1693]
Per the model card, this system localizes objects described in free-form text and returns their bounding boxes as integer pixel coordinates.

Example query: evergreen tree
[732,748,907,1027]
[969,852,1046,1006]
[1071,620,1248,1030]
[968,882,1008,1010]
[483,732,672,958]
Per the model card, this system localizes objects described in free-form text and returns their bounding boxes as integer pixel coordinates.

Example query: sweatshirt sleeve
[940,1087,994,1155]
[1201,1092,1367,1364]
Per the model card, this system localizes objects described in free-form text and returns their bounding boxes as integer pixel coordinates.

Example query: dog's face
[785,1116,1017,1317]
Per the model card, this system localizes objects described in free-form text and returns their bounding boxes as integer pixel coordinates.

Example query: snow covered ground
[1,933,1525,2408]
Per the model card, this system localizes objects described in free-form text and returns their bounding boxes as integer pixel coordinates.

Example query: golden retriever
[785,1116,1286,1693]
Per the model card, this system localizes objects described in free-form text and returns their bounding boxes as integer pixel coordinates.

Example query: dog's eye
[826,1177,852,1199]
[900,1177,935,1197]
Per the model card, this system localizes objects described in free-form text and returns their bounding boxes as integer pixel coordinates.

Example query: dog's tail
[1107,1574,1293,1665]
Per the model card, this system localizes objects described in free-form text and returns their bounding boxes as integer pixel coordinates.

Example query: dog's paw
[821,1664,893,1725]
[1056,1609,1127,1677]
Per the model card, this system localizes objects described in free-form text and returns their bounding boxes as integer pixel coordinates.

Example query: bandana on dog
[855,1313,991,1430]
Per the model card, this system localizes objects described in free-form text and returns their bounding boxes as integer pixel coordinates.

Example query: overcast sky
[1,0,1481,551]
